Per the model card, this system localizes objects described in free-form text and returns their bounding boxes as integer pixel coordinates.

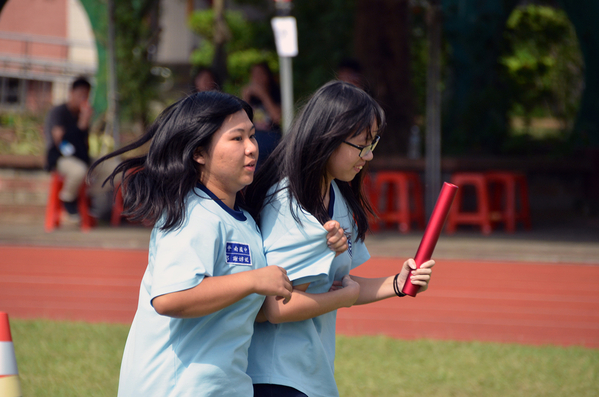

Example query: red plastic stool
[446,172,492,234]
[370,171,425,233]
[110,184,124,227]
[44,172,93,232]
[485,171,532,233]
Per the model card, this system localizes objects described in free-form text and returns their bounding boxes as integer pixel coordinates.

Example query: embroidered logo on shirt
[226,242,252,266]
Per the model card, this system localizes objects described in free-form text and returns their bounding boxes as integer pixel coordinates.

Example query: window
[0,77,24,108]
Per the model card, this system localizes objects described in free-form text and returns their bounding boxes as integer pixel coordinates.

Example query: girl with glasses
[89,91,345,396]
[245,80,435,397]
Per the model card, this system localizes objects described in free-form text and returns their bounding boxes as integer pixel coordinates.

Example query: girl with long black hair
[245,81,435,397]
[88,91,347,396]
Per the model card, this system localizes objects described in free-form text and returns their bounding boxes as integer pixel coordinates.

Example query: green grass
[8,319,599,397]
[11,319,129,397]
[336,336,599,397]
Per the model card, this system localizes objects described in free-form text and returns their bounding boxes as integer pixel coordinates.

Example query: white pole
[279,56,294,135]
[272,1,296,135]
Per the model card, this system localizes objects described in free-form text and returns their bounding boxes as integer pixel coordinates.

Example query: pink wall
[0,0,68,59]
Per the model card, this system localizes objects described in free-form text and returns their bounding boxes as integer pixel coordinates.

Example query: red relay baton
[401,182,458,297]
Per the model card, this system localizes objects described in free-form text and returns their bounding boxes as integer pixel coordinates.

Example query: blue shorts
[253,384,308,397]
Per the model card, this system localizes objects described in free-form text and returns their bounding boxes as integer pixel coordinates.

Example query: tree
[113,0,161,129]
[189,0,416,156]
[501,4,584,133]
[188,6,278,96]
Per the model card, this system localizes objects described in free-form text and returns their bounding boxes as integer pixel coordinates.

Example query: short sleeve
[149,212,220,300]
[261,196,335,287]
[329,180,370,270]
[350,234,370,269]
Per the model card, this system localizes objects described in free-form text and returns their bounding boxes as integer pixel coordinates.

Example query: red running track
[1,246,598,348]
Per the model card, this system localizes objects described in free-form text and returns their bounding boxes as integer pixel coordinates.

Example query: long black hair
[88,91,253,232]
[245,80,385,241]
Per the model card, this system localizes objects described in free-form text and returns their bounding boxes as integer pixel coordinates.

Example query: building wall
[67,0,96,68]
[156,0,200,65]
[26,79,52,111]
[0,0,68,60]
[0,0,97,110]
[59,0,96,104]
[0,0,214,111]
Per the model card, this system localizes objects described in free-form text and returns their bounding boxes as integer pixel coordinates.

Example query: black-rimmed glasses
[342,135,380,158]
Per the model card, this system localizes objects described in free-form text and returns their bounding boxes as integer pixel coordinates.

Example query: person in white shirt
[245,80,435,397]
[89,91,348,396]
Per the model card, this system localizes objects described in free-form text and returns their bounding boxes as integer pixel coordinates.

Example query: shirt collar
[196,182,247,221]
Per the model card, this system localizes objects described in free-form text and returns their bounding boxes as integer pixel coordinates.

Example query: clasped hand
[324,220,348,256]
[398,258,435,294]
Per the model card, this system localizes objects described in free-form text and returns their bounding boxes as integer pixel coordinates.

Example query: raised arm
[242,83,281,124]
[153,265,292,318]
[349,258,435,305]
[77,100,93,131]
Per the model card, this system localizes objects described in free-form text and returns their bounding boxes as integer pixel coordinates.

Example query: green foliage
[188,8,277,96]
[226,49,278,86]
[189,43,215,68]
[88,132,115,158]
[113,0,162,127]
[78,0,109,116]
[188,9,252,52]
[188,9,217,40]
[0,113,45,156]
[501,4,584,134]
[189,0,357,101]
[0,112,115,158]
[292,0,356,101]
[12,319,129,397]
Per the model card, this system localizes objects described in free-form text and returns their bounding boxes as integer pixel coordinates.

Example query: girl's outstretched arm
[348,259,435,305]
[261,275,360,324]
[153,266,292,318]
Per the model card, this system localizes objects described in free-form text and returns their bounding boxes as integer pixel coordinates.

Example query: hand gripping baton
[401,182,458,297]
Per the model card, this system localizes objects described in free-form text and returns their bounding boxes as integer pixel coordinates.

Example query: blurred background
[0,0,597,229]
[0,3,597,396]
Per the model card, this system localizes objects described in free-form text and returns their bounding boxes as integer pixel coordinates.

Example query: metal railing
[0,31,97,81]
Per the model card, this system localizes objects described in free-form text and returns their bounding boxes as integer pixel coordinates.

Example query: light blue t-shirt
[247,179,370,397]
[118,184,266,397]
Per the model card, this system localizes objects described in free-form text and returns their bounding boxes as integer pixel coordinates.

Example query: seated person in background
[192,67,220,92]
[242,62,282,132]
[43,76,93,224]
[241,62,282,169]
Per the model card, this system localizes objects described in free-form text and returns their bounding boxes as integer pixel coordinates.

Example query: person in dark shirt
[44,76,93,223]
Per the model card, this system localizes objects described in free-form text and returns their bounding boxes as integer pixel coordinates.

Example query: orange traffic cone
[0,312,21,397]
